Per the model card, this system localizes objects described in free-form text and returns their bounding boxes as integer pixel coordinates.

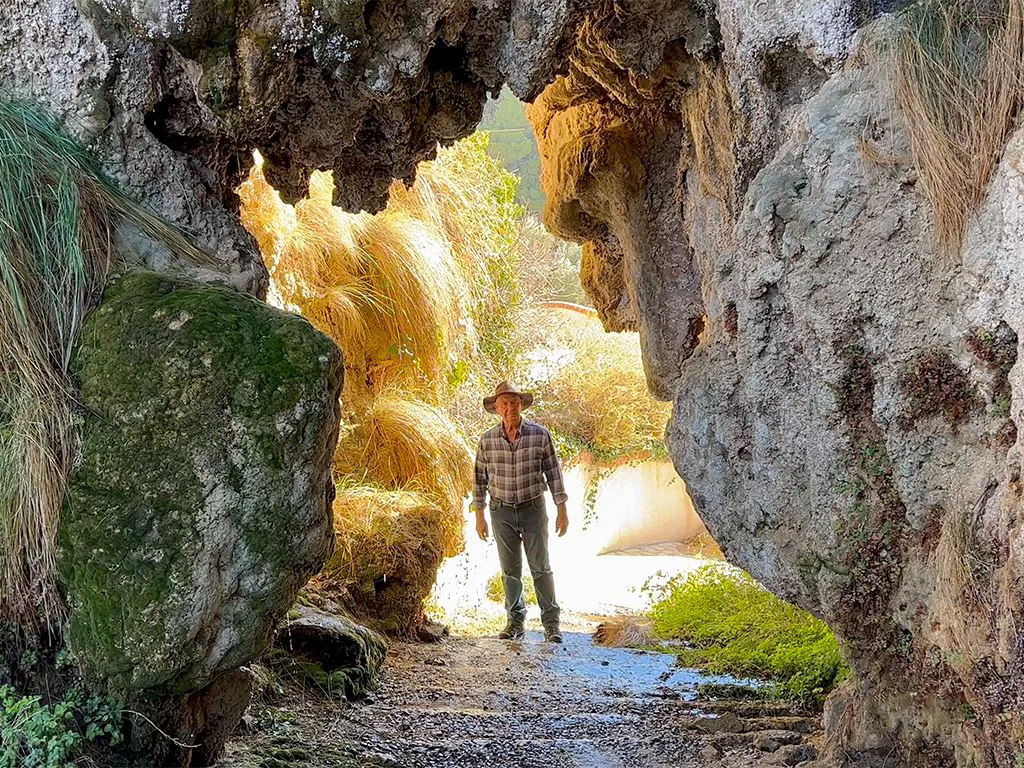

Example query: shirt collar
[500,417,528,440]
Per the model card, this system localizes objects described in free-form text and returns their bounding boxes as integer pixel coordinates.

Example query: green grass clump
[485,572,537,606]
[646,564,848,707]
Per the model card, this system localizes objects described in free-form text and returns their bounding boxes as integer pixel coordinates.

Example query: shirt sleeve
[472,437,488,511]
[541,431,568,505]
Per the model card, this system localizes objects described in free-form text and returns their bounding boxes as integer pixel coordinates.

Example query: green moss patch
[646,565,847,708]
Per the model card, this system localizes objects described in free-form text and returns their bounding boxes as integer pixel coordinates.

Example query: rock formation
[529,3,1024,766]
[7,0,1024,765]
[61,270,342,762]
[1,0,586,285]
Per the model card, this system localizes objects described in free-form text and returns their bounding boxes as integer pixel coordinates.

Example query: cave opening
[235,86,719,640]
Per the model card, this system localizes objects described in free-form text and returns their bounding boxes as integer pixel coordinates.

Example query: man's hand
[475,509,489,541]
[555,503,568,537]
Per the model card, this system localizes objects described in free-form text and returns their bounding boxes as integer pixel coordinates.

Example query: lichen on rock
[60,270,342,697]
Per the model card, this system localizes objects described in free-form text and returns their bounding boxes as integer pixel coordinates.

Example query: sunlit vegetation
[485,572,537,606]
[645,564,848,708]
[239,126,671,633]
[532,312,671,465]
[478,87,545,212]
[238,134,528,634]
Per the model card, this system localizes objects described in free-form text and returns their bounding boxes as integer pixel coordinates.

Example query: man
[473,381,569,643]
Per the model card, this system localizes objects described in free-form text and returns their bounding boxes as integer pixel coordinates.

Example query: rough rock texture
[269,605,388,701]
[529,4,1023,767]
[60,271,341,700]
[0,1,266,290]
[0,0,587,263]
[11,0,1024,764]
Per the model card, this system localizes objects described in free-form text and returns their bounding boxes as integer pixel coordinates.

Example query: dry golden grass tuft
[535,311,671,463]
[332,391,472,550]
[325,484,452,635]
[894,0,1024,247]
[593,614,655,648]
[932,498,995,668]
[238,160,465,404]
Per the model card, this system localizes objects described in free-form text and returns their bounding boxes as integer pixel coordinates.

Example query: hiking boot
[544,627,563,644]
[498,621,525,640]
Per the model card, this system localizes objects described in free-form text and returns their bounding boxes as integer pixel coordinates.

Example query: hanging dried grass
[333,392,472,531]
[894,0,1024,247]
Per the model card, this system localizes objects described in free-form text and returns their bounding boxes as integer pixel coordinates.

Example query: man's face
[496,393,522,419]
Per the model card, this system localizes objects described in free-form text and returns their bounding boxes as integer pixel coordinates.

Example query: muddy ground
[220,620,826,768]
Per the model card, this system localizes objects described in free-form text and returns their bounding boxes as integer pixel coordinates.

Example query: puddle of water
[536,631,763,702]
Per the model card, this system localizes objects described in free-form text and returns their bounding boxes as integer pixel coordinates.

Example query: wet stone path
[221,627,821,768]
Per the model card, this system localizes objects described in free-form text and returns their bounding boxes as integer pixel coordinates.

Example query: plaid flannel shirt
[472,419,568,510]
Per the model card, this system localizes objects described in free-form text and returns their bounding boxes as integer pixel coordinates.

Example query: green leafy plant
[644,564,848,708]
[0,685,123,768]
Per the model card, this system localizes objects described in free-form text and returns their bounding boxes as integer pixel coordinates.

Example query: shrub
[0,685,123,768]
[645,564,848,707]
[485,572,538,606]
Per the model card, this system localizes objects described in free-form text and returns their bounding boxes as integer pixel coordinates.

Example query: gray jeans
[489,496,560,629]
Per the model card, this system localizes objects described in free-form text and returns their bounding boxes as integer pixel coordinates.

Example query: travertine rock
[530,6,1022,766]
[10,0,1024,764]
[61,271,342,697]
[0,0,587,266]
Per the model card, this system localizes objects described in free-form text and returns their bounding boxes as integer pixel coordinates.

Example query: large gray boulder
[59,270,342,759]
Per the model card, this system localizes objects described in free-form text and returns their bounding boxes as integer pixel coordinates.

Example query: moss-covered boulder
[59,271,342,696]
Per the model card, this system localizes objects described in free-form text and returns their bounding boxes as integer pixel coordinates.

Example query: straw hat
[483,381,534,414]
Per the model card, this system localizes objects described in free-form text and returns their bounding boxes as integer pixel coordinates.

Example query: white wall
[564,460,709,554]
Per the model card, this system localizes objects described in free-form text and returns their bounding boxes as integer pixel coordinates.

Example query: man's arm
[541,432,569,536]
[472,438,489,541]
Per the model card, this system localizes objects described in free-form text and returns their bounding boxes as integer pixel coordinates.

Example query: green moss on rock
[269,606,387,701]
[59,271,343,695]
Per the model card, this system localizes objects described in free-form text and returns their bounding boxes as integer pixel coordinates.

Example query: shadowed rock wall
[528,3,1024,766]
[1,0,587,282]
